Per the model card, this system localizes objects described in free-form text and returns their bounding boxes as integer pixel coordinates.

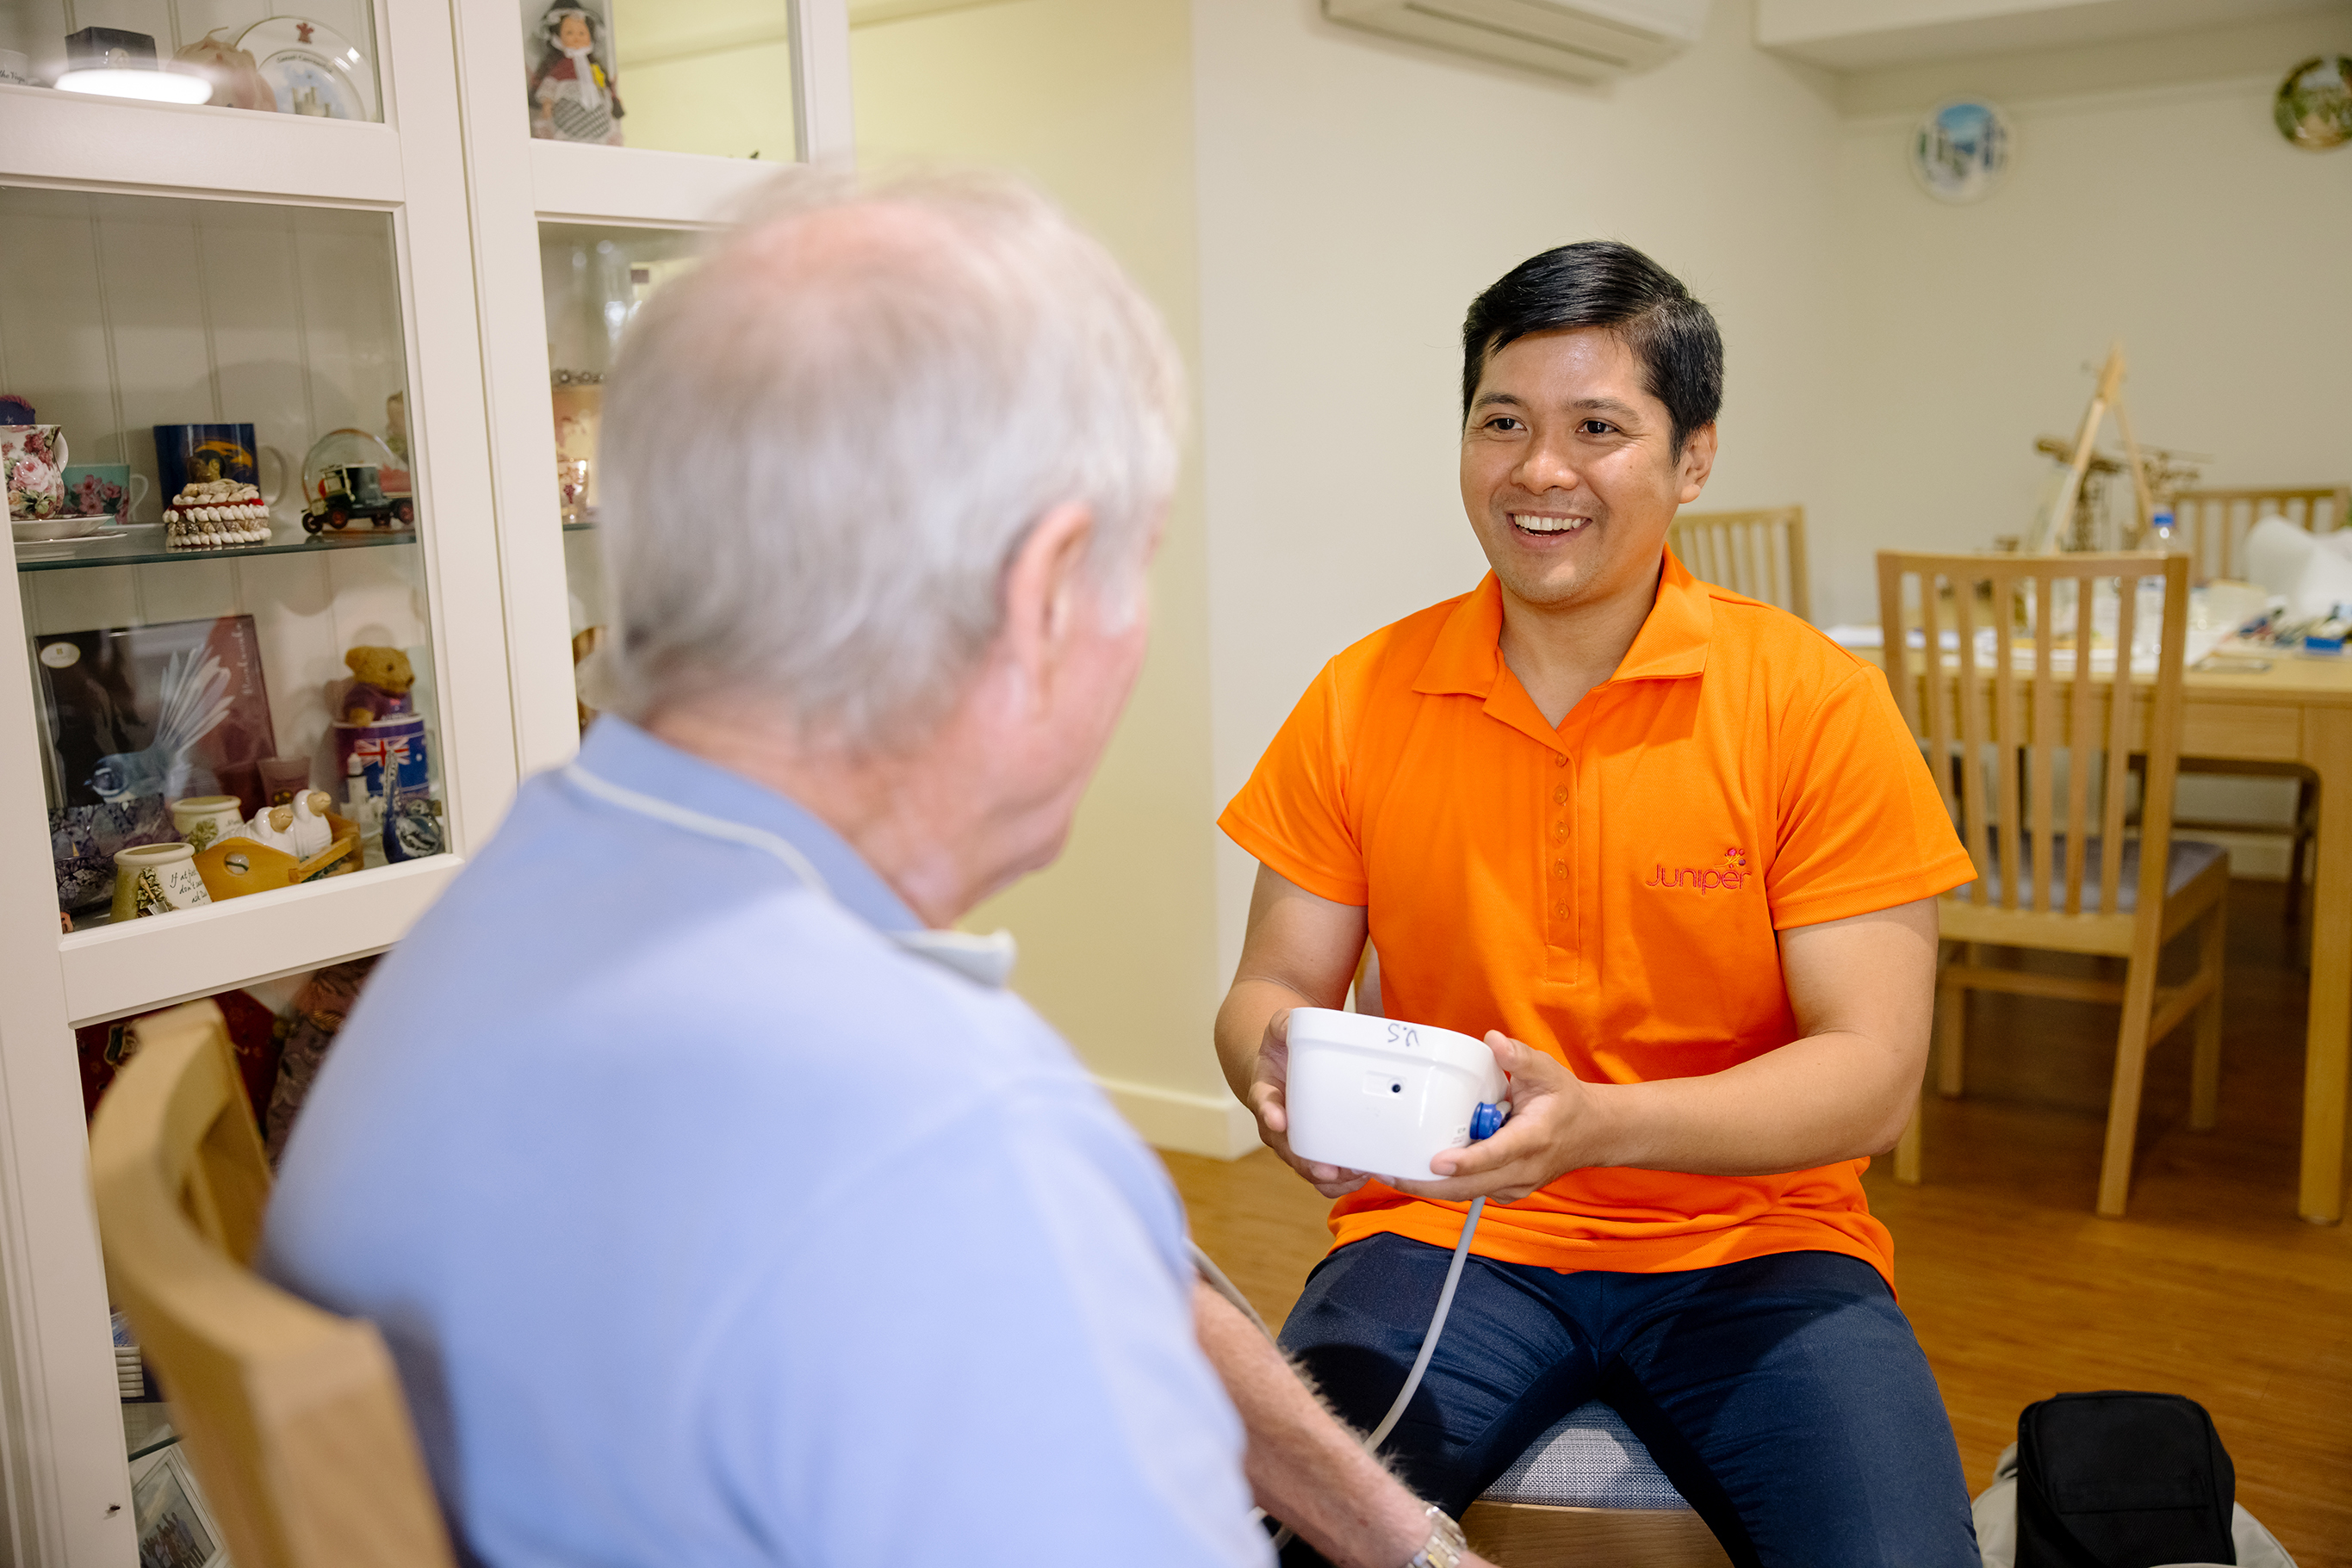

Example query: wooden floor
[1163,879,2352,1567]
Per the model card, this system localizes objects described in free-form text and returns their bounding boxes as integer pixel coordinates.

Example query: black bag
[2016,1391,2237,1567]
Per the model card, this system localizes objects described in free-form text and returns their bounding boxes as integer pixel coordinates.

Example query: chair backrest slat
[1990,571,2023,910]
[1875,551,2191,929]
[1669,505,1810,620]
[1951,573,1992,905]
[2063,573,2097,914]
[2133,561,2192,917]
[2099,579,2137,914]
[1921,572,1958,827]
[2030,587,2058,911]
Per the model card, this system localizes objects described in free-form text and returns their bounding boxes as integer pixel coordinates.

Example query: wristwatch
[1405,1504,1468,1568]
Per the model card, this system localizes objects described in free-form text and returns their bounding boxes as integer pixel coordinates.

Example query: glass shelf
[15,524,416,573]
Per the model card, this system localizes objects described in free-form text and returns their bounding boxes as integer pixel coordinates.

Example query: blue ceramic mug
[152,424,287,506]
[62,463,148,519]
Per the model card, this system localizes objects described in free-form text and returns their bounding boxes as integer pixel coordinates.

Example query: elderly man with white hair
[262,168,1489,1568]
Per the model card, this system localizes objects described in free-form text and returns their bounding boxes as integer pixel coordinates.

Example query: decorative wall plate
[1911,97,2012,203]
[235,16,376,121]
[2275,55,2352,151]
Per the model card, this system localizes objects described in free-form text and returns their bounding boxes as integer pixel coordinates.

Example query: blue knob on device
[1469,1102,1505,1142]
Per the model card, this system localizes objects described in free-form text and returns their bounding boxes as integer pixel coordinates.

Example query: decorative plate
[235,16,377,122]
[2275,55,2352,151]
[1911,97,2012,203]
[11,512,104,542]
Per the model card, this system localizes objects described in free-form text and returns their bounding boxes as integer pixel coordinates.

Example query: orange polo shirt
[1219,550,1973,1287]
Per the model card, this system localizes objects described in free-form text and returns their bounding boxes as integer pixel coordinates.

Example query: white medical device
[1284,1007,1510,1183]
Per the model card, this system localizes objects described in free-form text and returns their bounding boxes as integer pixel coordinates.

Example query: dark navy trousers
[1275,1235,1979,1568]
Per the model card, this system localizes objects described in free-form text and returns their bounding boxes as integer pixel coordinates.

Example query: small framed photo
[130,1446,227,1568]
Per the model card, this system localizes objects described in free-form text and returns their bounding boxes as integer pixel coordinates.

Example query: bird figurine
[86,648,235,804]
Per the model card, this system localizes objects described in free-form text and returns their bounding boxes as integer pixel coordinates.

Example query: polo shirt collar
[571,716,923,937]
[568,719,1020,988]
[1412,547,1714,705]
[1614,547,1713,682]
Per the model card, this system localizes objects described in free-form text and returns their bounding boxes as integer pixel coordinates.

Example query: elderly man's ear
[998,500,1104,702]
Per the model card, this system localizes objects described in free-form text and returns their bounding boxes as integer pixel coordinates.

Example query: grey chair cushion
[1953,834,2225,914]
[1479,1401,1691,1509]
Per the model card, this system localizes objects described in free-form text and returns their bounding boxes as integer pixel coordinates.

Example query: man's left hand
[1386,1032,1615,1204]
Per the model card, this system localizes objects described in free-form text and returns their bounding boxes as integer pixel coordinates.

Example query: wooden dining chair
[1876,553,2228,1218]
[87,999,457,1568]
[2173,485,2349,584]
[1667,505,1809,621]
[2147,487,2348,927]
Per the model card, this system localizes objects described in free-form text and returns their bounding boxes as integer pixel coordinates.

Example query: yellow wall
[853,0,1250,1154]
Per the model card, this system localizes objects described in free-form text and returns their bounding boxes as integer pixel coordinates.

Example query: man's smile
[1509,511,1592,538]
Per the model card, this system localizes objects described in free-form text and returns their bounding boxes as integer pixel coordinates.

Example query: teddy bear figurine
[343,646,416,725]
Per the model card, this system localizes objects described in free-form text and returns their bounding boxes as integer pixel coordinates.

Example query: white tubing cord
[1268,1195,1486,1554]
[1365,1196,1484,1449]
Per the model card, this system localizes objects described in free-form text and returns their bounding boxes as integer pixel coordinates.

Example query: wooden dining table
[1867,639,2352,1224]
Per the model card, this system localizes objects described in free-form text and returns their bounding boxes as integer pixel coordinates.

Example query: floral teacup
[63,463,147,519]
[2,425,70,522]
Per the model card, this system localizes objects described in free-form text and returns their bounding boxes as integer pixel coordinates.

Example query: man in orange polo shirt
[1216,242,1981,1567]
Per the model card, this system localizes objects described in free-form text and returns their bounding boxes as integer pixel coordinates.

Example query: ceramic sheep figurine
[244,790,336,858]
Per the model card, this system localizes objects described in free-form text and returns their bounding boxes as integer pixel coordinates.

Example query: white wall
[1189,0,1850,976]
[1823,40,2352,629]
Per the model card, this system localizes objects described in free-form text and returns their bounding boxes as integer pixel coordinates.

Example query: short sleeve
[1766,663,1975,930]
[1218,660,1368,906]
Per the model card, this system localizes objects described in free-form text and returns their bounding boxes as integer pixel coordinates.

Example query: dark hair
[1460,241,1722,454]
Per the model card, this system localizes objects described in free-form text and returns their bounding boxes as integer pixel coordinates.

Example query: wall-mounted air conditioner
[1323,0,1710,83]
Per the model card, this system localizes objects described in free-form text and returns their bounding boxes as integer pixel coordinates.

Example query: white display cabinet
[0,2,851,1561]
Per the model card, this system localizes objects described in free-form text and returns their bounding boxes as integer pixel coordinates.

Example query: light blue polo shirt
[264,717,1267,1567]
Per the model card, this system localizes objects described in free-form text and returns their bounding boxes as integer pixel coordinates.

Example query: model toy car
[304,464,416,534]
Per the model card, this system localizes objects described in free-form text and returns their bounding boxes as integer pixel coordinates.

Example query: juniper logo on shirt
[1644,847,1750,894]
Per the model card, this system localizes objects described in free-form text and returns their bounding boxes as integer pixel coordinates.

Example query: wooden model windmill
[2031,343,2155,554]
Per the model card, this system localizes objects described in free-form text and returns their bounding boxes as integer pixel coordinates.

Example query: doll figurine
[528,7,624,146]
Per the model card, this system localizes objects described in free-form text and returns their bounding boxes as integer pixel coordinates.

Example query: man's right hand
[1249,1008,1371,1199]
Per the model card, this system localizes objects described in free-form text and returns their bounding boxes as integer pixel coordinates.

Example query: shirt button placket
[1550,769,1571,922]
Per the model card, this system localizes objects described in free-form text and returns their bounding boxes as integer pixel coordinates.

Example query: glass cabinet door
[536,220,705,729]
[518,0,797,159]
[6,189,450,933]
